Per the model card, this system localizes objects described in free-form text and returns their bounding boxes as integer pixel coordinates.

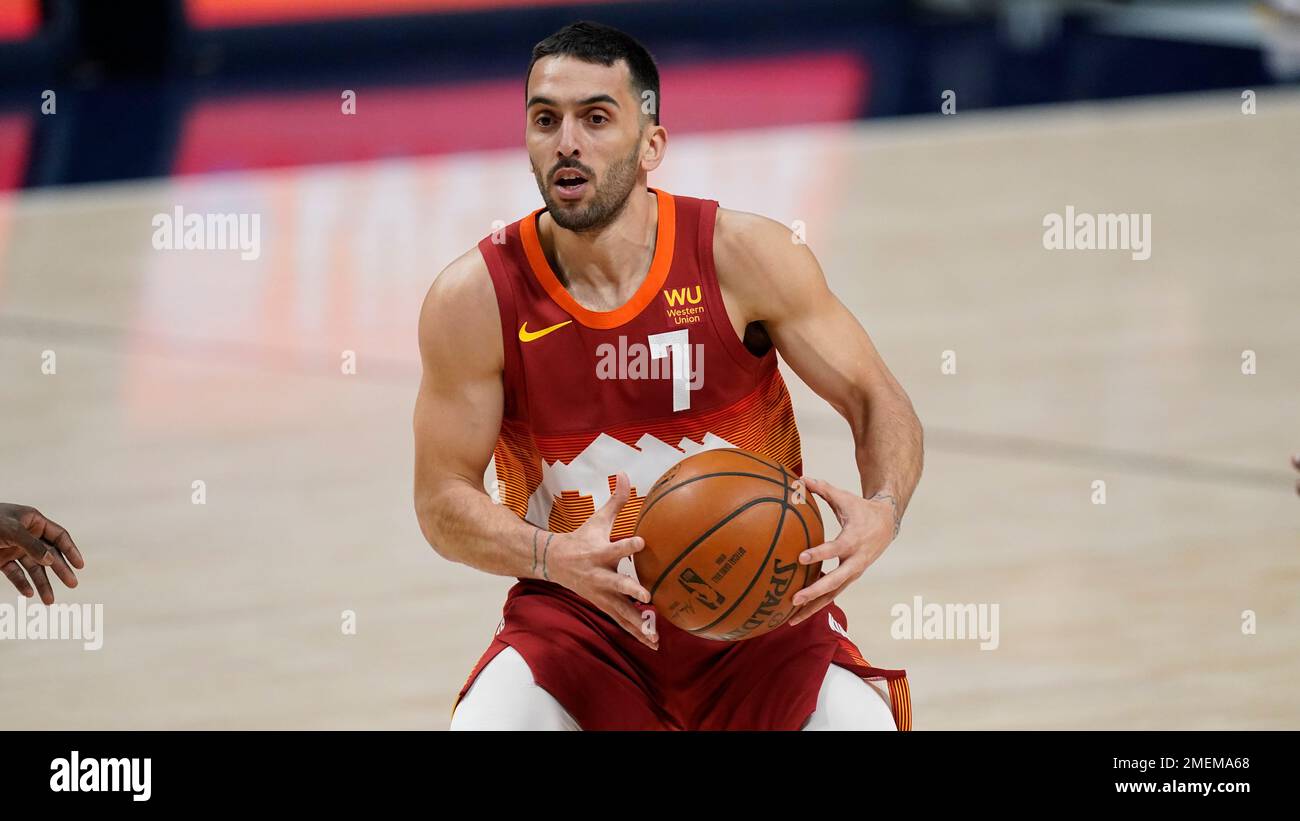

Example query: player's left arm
[714,209,923,625]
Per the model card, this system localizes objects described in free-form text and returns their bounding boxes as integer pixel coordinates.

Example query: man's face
[526,55,647,232]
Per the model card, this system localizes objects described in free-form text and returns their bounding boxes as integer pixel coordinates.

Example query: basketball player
[0,503,84,604]
[414,22,923,730]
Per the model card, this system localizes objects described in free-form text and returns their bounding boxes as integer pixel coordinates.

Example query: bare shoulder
[422,246,492,316]
[418,246,501,371]
[712,206,828,320]
[713,207,799,272]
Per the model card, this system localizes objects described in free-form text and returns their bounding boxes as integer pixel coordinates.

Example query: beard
[532,141,642,233]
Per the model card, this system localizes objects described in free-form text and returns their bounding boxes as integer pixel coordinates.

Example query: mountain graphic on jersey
[523,430,737,533]
[489,368,804,541]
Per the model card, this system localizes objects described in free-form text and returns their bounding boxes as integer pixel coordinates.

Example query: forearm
[851,390,924,522]
[416,476,552,580]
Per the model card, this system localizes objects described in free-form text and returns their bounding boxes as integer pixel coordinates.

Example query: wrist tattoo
[542,532,555,581]
[870,492,902,538]
[531,528,540,575]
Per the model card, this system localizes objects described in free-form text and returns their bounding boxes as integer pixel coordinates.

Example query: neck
[540,187,659,311]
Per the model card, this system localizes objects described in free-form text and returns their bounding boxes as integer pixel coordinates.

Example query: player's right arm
[412,248,657,649]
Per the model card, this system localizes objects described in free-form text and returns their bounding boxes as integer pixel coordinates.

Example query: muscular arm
[412,248,543,577]
[413,248,655,646]
[713,208,923,528]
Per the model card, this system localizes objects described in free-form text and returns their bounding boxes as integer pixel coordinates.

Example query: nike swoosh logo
[518,320,572,342]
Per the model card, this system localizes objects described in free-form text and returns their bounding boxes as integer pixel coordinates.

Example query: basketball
[632,448,824,641]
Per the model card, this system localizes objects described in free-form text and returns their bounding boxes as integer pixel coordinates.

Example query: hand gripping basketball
[786,477,897,627]
[546,473,659,651]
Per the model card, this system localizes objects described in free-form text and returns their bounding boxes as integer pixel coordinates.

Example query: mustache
[548,159,596,180]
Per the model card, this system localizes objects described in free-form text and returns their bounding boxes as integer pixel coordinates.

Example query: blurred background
[0,0,1296,730]
[1,0,1300,187]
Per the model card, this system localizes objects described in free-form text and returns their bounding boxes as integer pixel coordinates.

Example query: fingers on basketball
[591,472,632,529]
[604,592,657,645]
[608,535,644,558]
[608,569,650,604]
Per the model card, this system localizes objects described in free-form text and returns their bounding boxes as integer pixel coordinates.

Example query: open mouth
[552,169,589,198]
[554,172,587,187]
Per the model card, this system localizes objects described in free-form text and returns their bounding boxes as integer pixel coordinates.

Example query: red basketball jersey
[460,188,914,730]
[478,188,803,545]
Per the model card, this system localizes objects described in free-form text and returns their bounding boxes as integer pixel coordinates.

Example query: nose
[556,114,582,159]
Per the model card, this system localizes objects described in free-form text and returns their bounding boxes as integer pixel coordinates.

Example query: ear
[640,123,668,173]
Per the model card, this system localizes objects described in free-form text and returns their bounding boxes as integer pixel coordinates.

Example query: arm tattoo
[531,528,540,576]
[870,492,902,539]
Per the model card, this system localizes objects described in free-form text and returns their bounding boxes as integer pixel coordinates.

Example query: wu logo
[663,286,702,307]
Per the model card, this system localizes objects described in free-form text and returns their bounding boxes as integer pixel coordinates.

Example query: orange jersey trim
[519,188,677,330]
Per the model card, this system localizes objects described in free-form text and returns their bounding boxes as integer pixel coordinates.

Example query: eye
[588,112,608,125]
[534,113,555,128]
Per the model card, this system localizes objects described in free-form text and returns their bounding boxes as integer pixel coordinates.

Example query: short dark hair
[527,21,660,125]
